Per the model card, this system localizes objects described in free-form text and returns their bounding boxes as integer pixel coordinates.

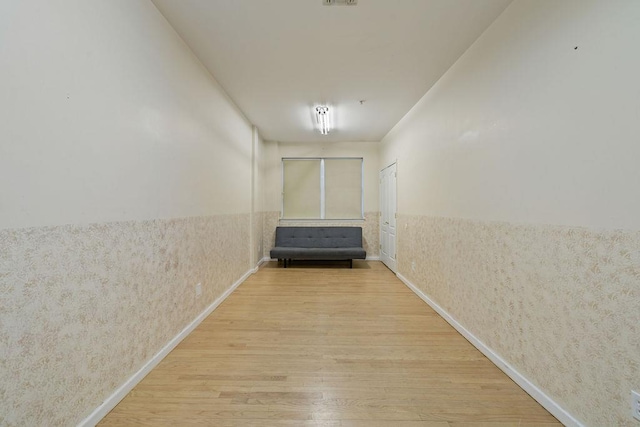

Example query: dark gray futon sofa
[270,226,366,268]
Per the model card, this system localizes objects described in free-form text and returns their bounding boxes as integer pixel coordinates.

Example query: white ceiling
[151,0,512,143]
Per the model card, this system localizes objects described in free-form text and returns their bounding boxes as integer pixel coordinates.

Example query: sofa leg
[350,259,353,269]
[283,259,287,268]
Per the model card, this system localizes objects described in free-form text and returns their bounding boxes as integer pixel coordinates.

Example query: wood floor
[99,261,560,427]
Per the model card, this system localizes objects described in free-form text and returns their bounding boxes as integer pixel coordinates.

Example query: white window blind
[282,159,321,219]
[282,157,363,219]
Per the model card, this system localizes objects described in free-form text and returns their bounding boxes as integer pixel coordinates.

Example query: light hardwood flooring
[99,261,561,426]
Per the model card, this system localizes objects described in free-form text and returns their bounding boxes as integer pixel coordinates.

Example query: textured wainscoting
[0,214,250,426]
[397,215,640,426]
[252,211,264,265]
[262,211,280,261]
[262,211,380,259]
[361,211,380,257]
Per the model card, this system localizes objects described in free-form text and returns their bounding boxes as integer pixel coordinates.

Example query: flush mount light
[315,106,331,135]
[323,0,358,5]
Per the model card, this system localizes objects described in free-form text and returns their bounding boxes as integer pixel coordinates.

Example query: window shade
[324,158,363,219]
[282,159,321,218]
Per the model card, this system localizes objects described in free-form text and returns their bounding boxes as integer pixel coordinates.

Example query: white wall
[380,1,640,425]
[251,126,265,264]
[0,1,258,425]
[381,0,640,231]
[0,0,253,230]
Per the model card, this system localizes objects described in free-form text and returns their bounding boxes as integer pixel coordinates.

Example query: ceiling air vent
[323,0,358,5]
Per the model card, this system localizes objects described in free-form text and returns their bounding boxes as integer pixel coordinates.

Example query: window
[282,157,363,219]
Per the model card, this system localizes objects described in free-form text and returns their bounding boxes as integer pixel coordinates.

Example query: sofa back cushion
[275,227,363,248]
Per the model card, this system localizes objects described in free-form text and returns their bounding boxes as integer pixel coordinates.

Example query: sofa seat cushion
[270,246,366,260]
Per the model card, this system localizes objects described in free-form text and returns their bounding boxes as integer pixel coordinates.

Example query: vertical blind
[282,158,363,219]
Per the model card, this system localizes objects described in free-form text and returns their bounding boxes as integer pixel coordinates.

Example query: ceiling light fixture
[315,106,331,135]
[323,0,358,5]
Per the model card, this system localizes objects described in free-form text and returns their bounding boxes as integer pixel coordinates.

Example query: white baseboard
[365,256,380,261]
[78,268,255,427]
[259,256,271,265]
[396,272,583,427]
[250,257,271,273]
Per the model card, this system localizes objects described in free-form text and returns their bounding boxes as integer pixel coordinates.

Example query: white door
[380,163,397,272]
